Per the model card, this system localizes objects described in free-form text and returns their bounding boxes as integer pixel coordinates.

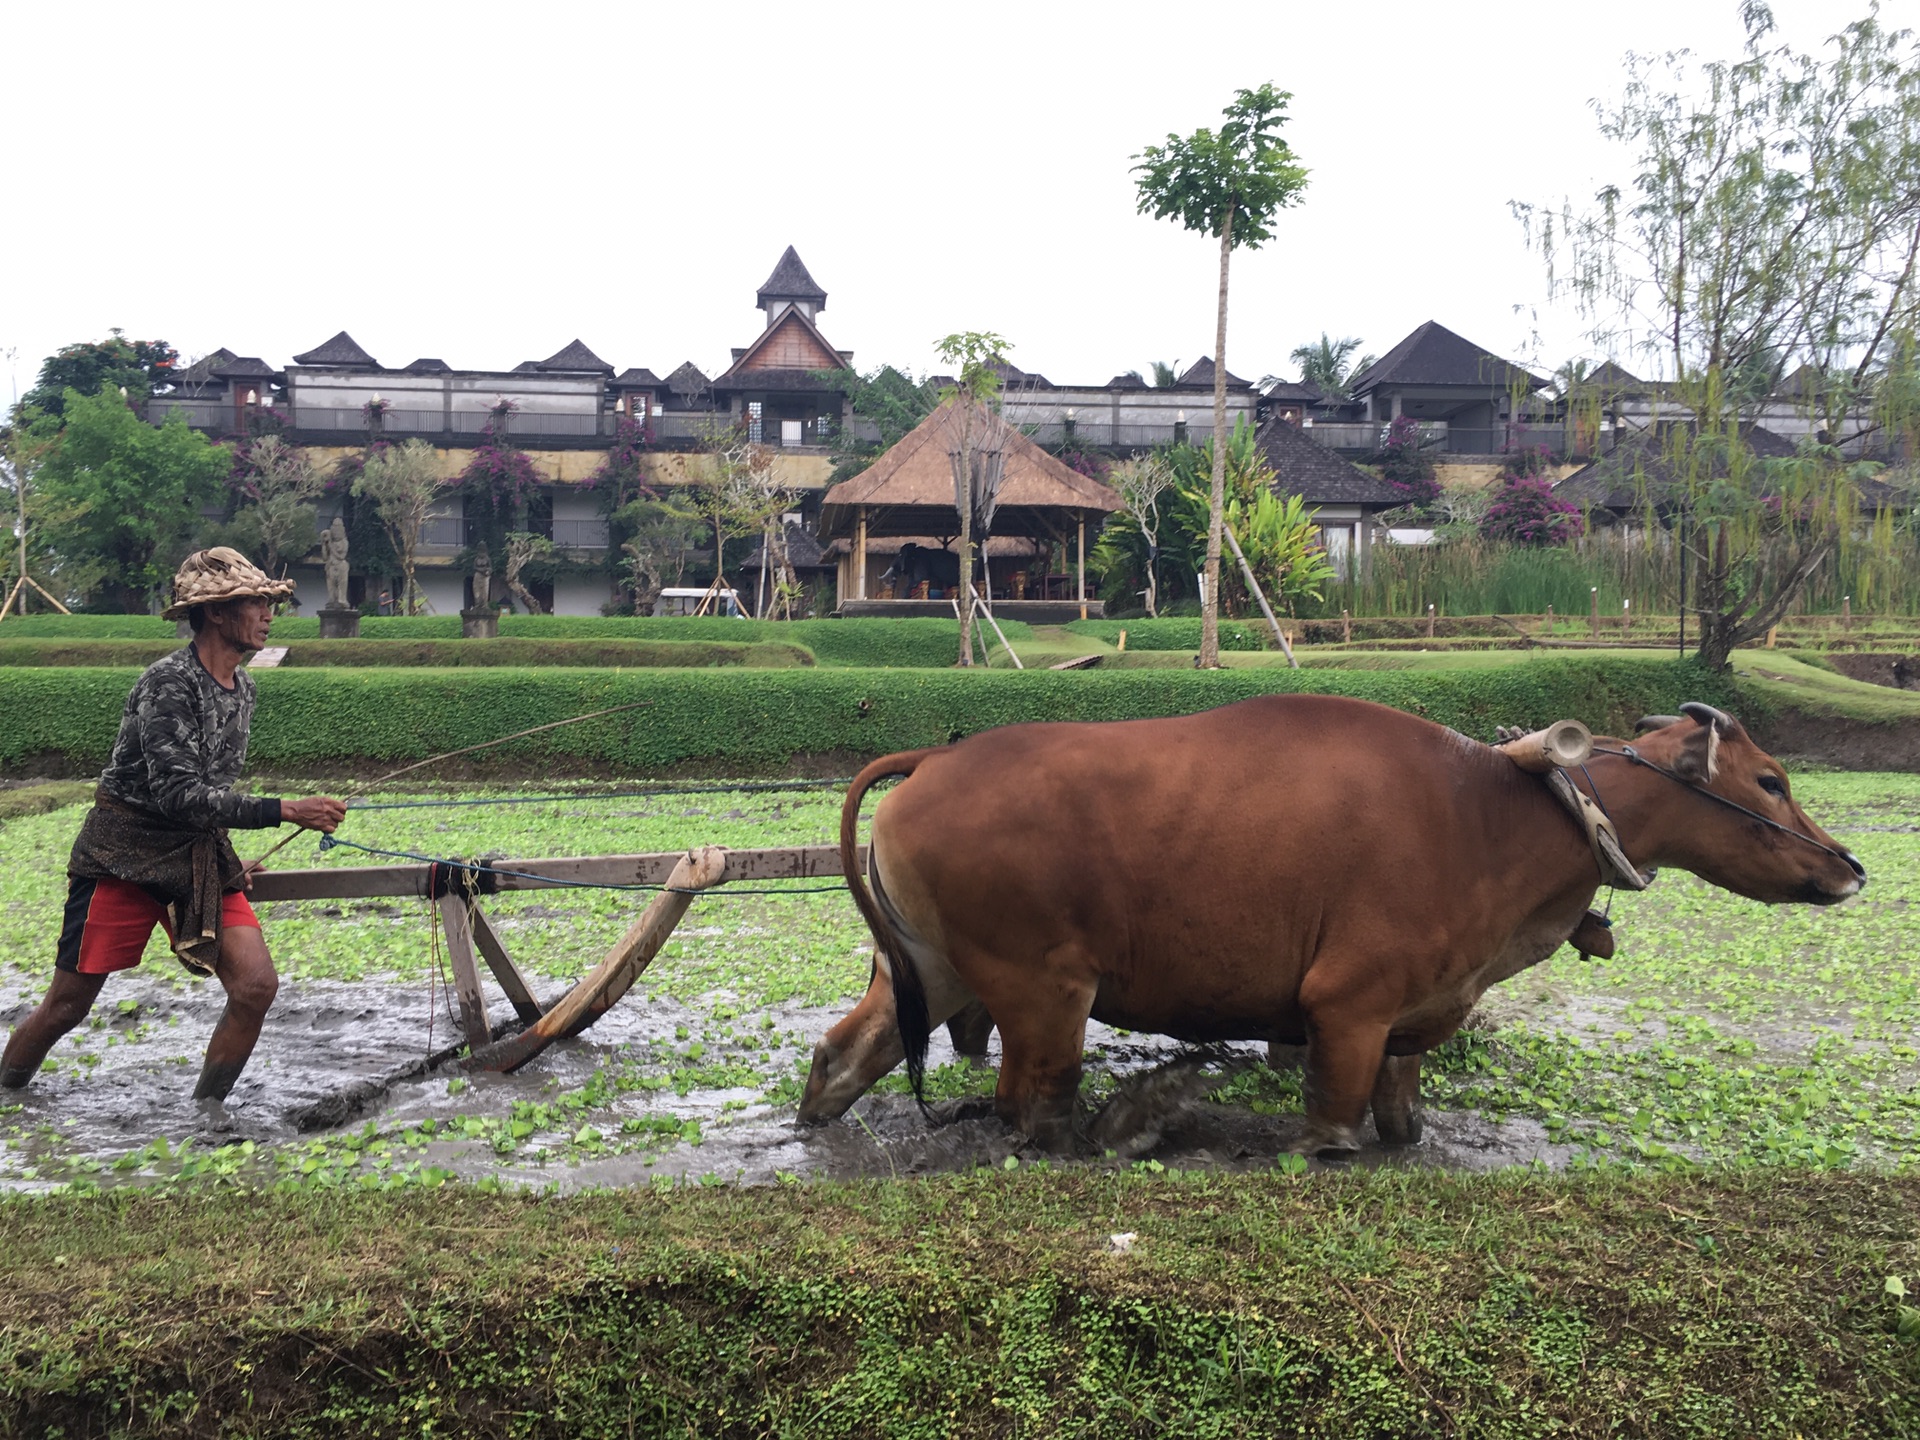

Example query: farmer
[0,548,347,1101]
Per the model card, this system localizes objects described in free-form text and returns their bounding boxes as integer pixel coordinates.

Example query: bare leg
[945,1000,994,1061]
[1297,1017,1392,1158]
[1,971,106,1088]
[986,956,1098,1152]
[194,926,279,1101]
[1370,1052,1424,1145]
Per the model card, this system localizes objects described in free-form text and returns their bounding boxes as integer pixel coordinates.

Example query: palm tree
[1289,333,1374,400]
[1149,360,1180,388]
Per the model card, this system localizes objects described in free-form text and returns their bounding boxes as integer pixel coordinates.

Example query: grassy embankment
[1,1171,1916,1437]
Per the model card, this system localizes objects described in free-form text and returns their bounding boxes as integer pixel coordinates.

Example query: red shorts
[55,875,259,976]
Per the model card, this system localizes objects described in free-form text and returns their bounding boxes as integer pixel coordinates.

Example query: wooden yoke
[463,846,729,1074]
[1494,719,1593,774]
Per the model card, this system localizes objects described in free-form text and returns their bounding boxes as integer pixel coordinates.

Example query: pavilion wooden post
[1076,511,1087,620]
[855,507,869,601]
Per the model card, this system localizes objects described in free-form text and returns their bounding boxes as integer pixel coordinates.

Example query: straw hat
[161,547,296,620]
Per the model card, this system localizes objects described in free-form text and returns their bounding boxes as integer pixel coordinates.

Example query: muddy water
[0,964,1573,1191]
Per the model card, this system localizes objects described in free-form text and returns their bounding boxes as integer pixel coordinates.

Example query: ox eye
[1757,774,1787,799]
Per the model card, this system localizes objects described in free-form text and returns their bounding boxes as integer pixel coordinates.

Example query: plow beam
[462,846,729,1074]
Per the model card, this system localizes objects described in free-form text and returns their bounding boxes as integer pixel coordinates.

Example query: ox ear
[1669,714,1722,785]
[1634,715,1684,734]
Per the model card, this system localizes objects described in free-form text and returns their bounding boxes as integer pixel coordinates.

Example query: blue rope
[314,833,848,897]
[347,778,855,812]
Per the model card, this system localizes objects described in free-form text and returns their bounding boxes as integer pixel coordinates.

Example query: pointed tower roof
[1176,356,1253,390]
[533,338,615,374]
[292,330,379,367]
[756,246,827,308]
[1348,321,1545,394]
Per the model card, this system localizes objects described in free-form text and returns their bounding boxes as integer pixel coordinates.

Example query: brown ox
[798,697,1863,1155]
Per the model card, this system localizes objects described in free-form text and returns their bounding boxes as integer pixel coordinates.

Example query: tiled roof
[1348,321,1545,394]
[756,245,827,305]
[1257,420,1407,506]
[534,339,614,374]
[212,356,276,380]
[1176,356,1253,390]
[405,357,452,373]
[1555,424,1801,510]
[613,367,664,388]
[1106,372,1149,389]
[291,331,379,367]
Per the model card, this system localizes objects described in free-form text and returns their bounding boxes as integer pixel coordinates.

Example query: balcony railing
[1022,420,1221,448]
[1303,421,1570,456]
[550,518,611,550]
[283,407,613,438]
[149,399,236,430]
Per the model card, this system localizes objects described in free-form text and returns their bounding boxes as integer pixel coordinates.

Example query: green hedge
[0,615,1014,668]
[1065,617,1267,651]
[0,658,1743,775]
[0,638,813,669]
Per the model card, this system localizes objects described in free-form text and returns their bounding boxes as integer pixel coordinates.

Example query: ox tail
[841,749,938,1102]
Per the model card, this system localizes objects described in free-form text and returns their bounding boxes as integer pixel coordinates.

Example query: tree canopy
[36,388,231,610]
[22,333,179,422]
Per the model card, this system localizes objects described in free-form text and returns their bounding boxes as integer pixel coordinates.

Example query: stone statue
[470,541,492,610]
[321,516,350,609]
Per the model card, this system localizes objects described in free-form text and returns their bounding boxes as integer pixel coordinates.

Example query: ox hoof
[1294,1123,1362,1160]
[1373,1108,1424,1147]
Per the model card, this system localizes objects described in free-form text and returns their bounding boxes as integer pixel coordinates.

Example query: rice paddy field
[0,770,1914,1191]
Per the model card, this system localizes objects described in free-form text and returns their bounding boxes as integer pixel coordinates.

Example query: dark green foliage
[0,658,1742,775]
[2,1172,1915,1438]
[1065,617,1267,651]
[0,638,815,670]
[20,332,178,419]
[35,389,234,611]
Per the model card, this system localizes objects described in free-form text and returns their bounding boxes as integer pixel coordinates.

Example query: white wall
[553,574,613,617]
[414,571,465,617]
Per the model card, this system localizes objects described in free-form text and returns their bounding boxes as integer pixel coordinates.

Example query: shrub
[1481,475,1585,546]
[1375,416,1441,506]
[0,638,814,670]
[1063,618,1266,651]
[0,658,1742,776]
[0,615,1029,669]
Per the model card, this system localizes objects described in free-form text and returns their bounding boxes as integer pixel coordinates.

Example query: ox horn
[1635,715,1684,733]
[1495,718,1594,773]
[1680,701,1735,735]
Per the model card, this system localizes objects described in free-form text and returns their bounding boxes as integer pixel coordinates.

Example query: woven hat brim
[161,576,297,621]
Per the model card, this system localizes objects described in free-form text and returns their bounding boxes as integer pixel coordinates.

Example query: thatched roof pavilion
[817,397,1121,617]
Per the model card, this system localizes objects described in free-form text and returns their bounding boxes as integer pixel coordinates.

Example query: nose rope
[1586,744,1858,866]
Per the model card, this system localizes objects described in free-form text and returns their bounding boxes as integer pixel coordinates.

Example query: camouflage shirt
[96,646,281,830]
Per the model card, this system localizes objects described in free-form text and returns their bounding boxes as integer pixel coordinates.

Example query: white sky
[4,0,1910,401]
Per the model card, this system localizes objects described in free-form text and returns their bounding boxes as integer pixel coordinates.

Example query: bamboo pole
[1222,527,1299,668]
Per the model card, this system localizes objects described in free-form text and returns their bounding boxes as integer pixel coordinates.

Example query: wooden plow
[248,844,861,1072]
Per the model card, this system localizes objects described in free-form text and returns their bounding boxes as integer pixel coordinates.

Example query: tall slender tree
[1135,84,1310,666]
[934,331,1012,666]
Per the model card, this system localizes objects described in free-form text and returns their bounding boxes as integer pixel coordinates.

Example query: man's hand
[283,796,347,833]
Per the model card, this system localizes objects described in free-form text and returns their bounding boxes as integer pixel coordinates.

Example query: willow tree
[1517,7,1920,668]
[1134,84,1309,667]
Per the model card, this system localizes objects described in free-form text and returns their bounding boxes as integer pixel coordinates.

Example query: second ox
[798,695,1863,1155]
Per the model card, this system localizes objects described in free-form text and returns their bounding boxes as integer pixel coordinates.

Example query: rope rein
[344,778,854,813]
[1586,743,1857,865]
